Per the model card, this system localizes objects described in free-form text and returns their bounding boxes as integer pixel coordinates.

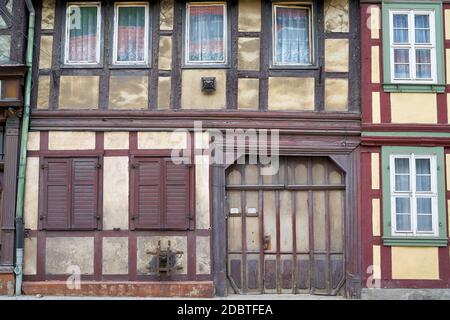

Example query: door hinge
[131,163,139,169]
[41,164,48,169]
[95,163,102,169]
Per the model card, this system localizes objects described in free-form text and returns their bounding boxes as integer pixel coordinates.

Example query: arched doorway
[226,156,346,295]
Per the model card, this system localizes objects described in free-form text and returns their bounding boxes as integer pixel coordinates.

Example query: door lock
[263,235,271,251]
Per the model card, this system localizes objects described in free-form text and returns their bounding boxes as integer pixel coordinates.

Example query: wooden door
[226,157,346,295]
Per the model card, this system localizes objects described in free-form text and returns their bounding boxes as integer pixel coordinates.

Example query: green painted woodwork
[382,1,445,93]
[362,131,450,138]
[381,146,448,247]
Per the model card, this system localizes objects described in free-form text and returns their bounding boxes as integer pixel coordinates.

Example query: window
[41,158,100,230]
[131,157,193,230]
[382,3,445,92]
[272,4,313,66]
[113,3,149,65]
[185,3,227,65]
[381,147,448,246]
[65,3,101,64]
[390,154,438,236]
[390,10,436,82]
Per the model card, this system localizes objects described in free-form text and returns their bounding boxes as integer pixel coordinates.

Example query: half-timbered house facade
[361,0,450,298]
[19,0,361,297]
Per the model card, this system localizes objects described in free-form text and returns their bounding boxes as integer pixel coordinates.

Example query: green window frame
[382,146,448,246]
[382,1,446,93]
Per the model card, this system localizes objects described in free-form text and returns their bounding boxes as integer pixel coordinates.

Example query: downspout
[14,0,35,295]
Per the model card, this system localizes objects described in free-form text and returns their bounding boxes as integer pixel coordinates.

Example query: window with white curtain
[390,154,438,236]
[272,4,312,66]
[65,3,101,64]
[113,3,149,64]
[390,10,436,82]
[185,3,227,65]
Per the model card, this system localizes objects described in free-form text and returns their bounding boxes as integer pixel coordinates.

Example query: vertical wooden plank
[307,157,315,294]
[239,163,247,292]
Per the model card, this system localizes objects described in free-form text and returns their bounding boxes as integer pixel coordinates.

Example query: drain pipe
[14,0,35,295]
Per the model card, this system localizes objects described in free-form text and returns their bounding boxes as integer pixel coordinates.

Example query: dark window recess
[41,158,100,230]
[132,158,192,230]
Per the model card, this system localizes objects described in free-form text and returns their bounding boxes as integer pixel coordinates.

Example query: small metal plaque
[247,207,257,215]
[229,207,240,215]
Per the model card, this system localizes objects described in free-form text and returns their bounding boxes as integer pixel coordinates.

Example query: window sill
[383,83,446,93]
[382,236,448,247]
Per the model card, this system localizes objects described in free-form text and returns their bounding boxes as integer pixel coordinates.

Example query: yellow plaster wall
[371,46,380,84]
[181,70,226,109]
[103,157,129,230]
[41,0,55,29]
[104,132,129,150]
[268,77,315,111]
[24,237,37,275]
[391,247,439,280]
[102,237,128,275]
[238,37,260,71]
[158,77,171,109]
[46,237,94,275]
[324,78,348,111]
[324,39,349,73]
[238,78,259,110]
[373,245,381,279]
[324,0,349,33]
[372,198,380,236]
[238,0,261,32]
[48,131,96,150]
[39,36,53,69]
[109,76,148,110]
[27,132,40,151]
[37,76,50,109]
[372,91,381,123]
[160,0,174,31]
[159,36,172,70]
[24,157,39,230]
[371,153,380,190]
[370,6,380,39]
[196,155,210,230]
[445,10,450,40]
[391,93,437,124]
[59,76,99,109]
[138,131,187,150]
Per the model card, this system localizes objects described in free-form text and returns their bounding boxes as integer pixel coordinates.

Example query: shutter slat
[71,158,98,229]
[45,159,70,229]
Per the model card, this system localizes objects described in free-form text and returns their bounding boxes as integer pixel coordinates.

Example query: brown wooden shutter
[71,158,99,229]
[164,160,190,229]
[43,159,70,230]
[134,159,162,229]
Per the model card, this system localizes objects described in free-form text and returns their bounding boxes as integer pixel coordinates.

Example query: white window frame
[389,9,437,83]
[64,2,102,65]
[272,4,314,66]
[390,154,438,237]
[113,2,149,65]
[185,2,228,65]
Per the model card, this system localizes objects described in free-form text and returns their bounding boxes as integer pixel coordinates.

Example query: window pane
[393,14,408,43]
[415,14,430,43]
[395,158,410,174]
[416,159,430,174]
[417,198,432,214]
[416,159,431,191]
[396,214,411,231]
[394,49,410,78]
[395,175,410,191]
[274,6,310,65]
[116,6,146,62]
[0,35,11,63]
[395,197,410,214]
[68,6,99,63]
[415,49,432,79]
[417,215,432,232]
[393,14,408,28]
[188,5,225,63]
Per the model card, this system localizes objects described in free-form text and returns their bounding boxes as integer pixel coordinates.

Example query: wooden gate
[226,157,346,295]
